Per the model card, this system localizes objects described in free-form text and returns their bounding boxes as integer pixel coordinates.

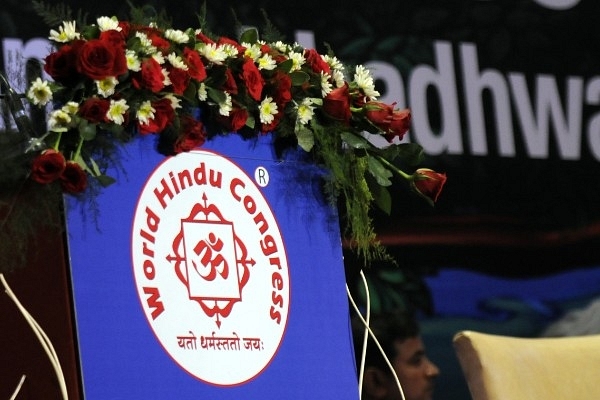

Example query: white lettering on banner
[409,42,463,155]
[532,0,580,10]
[585,77,600,160]
[3,33,599,161]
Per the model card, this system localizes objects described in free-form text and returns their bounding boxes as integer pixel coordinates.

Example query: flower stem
[73,136,84,161]
[52,131,62,151]
[374,154,412,181]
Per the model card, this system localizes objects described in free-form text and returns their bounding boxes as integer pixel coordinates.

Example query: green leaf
[182,80,199,104]
[277,59,294,73]
[341,131,372,149]
[295,125,314,152]
[239,27,258,44]
[245,114,256,130]
[96,174,116,187]
[395,143,425,165]
[78,122,97,141]
[206,87,226,104]
[86,156,101,176]
[367,154,393,186]
[370,180,392,215]
[73,153,89,171]
[290,71,310,86]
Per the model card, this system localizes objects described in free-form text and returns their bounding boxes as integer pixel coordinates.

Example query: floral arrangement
[2,4,446,264]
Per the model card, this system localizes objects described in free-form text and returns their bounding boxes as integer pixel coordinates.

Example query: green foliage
[258,9,286,43]
[126,0,172,27]
[31,0,89,29]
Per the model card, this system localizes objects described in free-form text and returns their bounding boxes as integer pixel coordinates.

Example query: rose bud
[60,161,88,194]
[365,101,394,131]
[31,149,67,184]
[411,168,447,205]
[323,84,351,123]
[386,109,411,142]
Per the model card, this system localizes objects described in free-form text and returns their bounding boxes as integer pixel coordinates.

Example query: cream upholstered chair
[453,330,600,400]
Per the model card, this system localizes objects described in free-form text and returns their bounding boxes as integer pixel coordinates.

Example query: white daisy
[218,92,233,116]
[27,78,53,106]
[167,53,188,70]
[48,109,71,132]
[221,43,239,59]
[198,43,227,64]
[136,32,157,55]
[97,16,121,32]
[165,29,189,44]
[126,50,141,71]
[324,55,344,72]
[197,83,207,101]
[162,68,171,86]
[61,101,79,115]
[332,69,345,89]
[152,52,165,65]
[107,99,129,125]
[257,54,276,70]
[354,65,380,100]
[48,21,80,43]
[287,51,305,72]
[296,98,315,125]
[136,101,155,125]
[163,94,182,110]
[243,43,263,62]
[320,72,333,97]
[271,41,289,53]
[259,97,278,124]
[96,76,119,97]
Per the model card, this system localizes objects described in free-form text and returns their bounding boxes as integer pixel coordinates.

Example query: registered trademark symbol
[254,166,269,187]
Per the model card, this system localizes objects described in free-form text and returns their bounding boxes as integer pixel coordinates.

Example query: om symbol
[192,232,228,281]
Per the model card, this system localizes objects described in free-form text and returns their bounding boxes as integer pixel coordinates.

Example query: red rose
[411,168,447,204]
[365,101,394,129]
[240,58,264,101]
[60,161,88,194]
[263,70,292,108]
[143,28,171,51]
[260,43,271,54]
[76,39,127,80]
[132,57,165,93]
[261,110,283,133]
[99,30,126,50]
[168,66,190,95]
[195,31,215,44]
[222,69,238,95]
[216,107,249,132]
[183,47,207,82]
[218,36,246,54]
[138,98,175,134]
[323,84,351,123]
[78,97,110,123]
[386,109,411,142]
[43,41,84,84]
[304,48,330,74]
[31,149,66,184]
[174,115,207,153]
[117,21,131,37]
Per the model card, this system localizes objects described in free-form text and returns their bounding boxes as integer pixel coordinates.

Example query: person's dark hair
[352,309,420,373]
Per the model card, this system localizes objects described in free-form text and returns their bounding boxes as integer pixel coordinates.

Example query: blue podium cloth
[65,133,359,399]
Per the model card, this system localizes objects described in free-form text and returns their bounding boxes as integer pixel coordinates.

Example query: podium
[65,133,359,398]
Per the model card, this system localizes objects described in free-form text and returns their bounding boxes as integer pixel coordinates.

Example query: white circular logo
[131,149,290,386]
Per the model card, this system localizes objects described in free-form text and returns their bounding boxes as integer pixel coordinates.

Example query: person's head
[352,309,439,400]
